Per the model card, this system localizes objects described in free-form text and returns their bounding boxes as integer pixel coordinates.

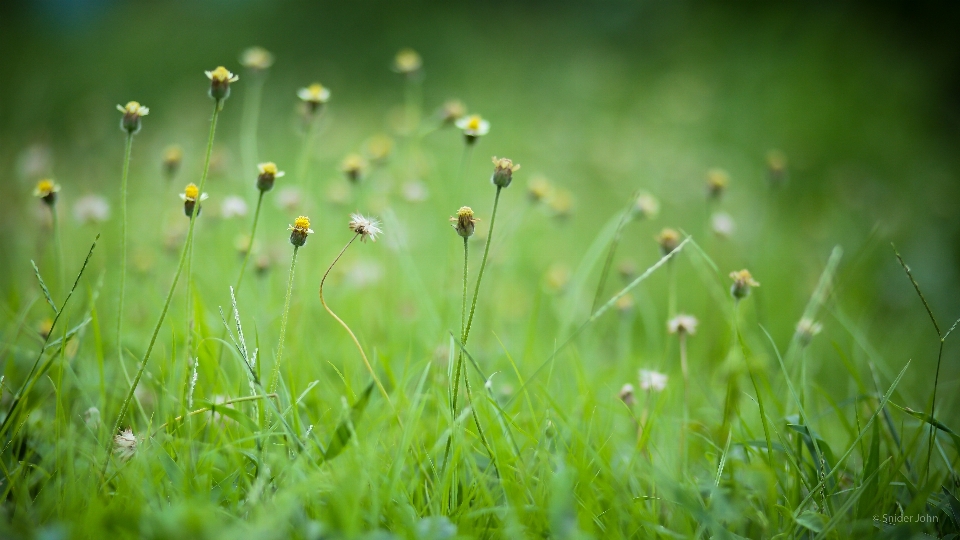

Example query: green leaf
[194,400,260,433]
[323,382,374,462]
[31,260,58,315]
[888,402,960,455]
[795,511,826,533]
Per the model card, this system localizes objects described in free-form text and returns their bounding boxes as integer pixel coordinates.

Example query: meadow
[1,2,959,538]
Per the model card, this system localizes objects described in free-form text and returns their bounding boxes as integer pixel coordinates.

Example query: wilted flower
[796,318,823,346]
[668,314,699,335]
[656,228,680,256]
[240,46,274,71]
[438,99,466,125]
[162,145,183,180]
[33,179,60,206]
[113,428,138,461]
[706,168,729,199]
[288,215,314,247]
[711,212,735,238]
[527,175,552,203]
[619,383,636,406]
[116,101,149,134]
[221,195,248,219]
[179,183,209,218]
[205,66,239,101]
[729,269,760,300]
[348,213,382,242]
[455,114,490,144]
[639,370,668,392]
[450,206,479,238]
[491,157,520,188]
[633,193,659,220]
[392,48,423,76]
[767,150,788,187]
[73,194,110,224]
[297,83,331,113]
[256,161,285,192]
[341,154,368,183]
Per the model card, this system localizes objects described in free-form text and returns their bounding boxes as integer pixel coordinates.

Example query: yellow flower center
[260,162,278,175]
[457,206,474,218]
[308,84,324,98]
[466,115,481,130]
[36,179,55,194]
[294,216,311,230]
[123,101,141,114]
[184,183,199,199]
[209,66,232,82]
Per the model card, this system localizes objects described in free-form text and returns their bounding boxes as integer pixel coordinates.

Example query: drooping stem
[269,246,299,393]
[116,132,134,371]
[109,100,221,448]
[319,234,393,410]
[234,190,265,296]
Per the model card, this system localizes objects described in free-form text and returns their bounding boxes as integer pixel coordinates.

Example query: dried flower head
[633,193,660,220]
[113,428,138,461]
[619,383,636,407]
[341,154,369,183]
[33,178,60,205]
[796,318,823,347]
[438,99,466,124]
[162,145,183,179]
[256,161,285,192]
[392,48,423,76]
[240,46,274,71]
[491,156,520,188]
[288,215,314,247]
[205,66,239,101]
[711,212,736,238]
[729,269,760,300]
[706,168,729,199]
[348,213,382,242]
[179,182,209,218]
[297,83,331,112]
[639,369,668,392]
[221,195,248,219]
[116,101,149,134]
[450,206,479,238]
[527,175,552,203]
[668,314,699,335]
[73,194,110,224]
[455,114,490,144]
[656,228,680,255]
[767,149,788,187]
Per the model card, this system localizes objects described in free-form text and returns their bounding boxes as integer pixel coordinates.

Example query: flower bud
[205,66,239,102]
[450,206,478,238]
[491,156,520,189]
[706,168,729,199]
[33,179,61,206]
[256,162,285,192]
[729,269,760,300]
[341,154,368,183]
[162,145,183,180]
[116,101,149,134]
[656,228,680,256]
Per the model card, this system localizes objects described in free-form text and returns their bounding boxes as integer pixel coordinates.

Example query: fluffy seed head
[240,46,274,70]
[639,370,668,392]
[668,314,699,335]
[491,156,520,188]
[451,206,479,238]
[113,428,138,462]
[348,213,382,242]
[729,269,760,300]
[657,228,680,255]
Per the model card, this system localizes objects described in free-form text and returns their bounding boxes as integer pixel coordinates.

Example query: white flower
[634,193,659,220]
[221,195,248,218]
[348,213,382,242]
[73,194,110,224]
[297,83,331,104]
[113,428,139,461]
[796,318,823,346]
[711,212,736,238]
[639,370,668,392]
[455,114,490,137]
[618,383,636,406]
[667,314,698,335]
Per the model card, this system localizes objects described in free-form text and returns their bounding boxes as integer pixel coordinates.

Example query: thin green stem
[241,73,266,180]
[296,112,323,193]
[592,197,635,312]
[451,238,469,413]
[457,144,473,185]
[107,100,221,468]
[51,206,64,294]
[461,186,502,354]
[116,132,133,374]
[679,331,689,473]
[234,191,265,295]
[926,339,944,484]
[269,246,299,393]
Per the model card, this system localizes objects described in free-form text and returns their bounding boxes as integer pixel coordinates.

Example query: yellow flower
[33,178,60,205]
[491,156,520,188]
[256,161,285,191]
[706,168,729,198]
[205,66,239,101]
[450,206,479,238]
[288,215,314,247]
[240,46,274,70]
[297,83,331,112]
[729,269,760,299]
[656,228,680,255]
[455,114,490,143]
[341,154,368,182]
[179,182,209,218]
[392,48,423,75]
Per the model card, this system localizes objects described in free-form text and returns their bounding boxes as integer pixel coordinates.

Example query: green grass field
[1,2,959,538]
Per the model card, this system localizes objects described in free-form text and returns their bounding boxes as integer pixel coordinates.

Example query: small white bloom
[113,428,139,461]
[796,318,823,346]
[455,114,490,137]
[297,83,331,105]
[634,193,659,220]
[618,383,636,406]
[668,314,698,335]
[348,213,382,242]
[221,195,248,218]
[711,212,736,238]
[639,370,668,392]
[73,194,110,224]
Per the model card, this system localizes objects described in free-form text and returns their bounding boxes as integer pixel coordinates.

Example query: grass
[1,4,959,537]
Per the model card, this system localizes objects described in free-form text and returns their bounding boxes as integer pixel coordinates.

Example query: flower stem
[116,132,134,374]
[319,234,395,413]
[51,205,65,295]
[234,190,265,295]
[450,237,469,412]
[296,112,323,193]
[460,186,502,365]
[269,246,299,393]
[108,100,221,460]
[240,73,266,181]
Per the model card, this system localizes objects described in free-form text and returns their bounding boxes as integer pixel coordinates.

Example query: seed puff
[348,213,382,242]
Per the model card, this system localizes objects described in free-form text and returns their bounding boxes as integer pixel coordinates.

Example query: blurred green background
[1,0,959,406]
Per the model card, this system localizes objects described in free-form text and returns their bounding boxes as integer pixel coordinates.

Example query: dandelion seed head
[349,213,382,242]
[668,314,698,335]
[711,212,736,238]
[639,370,668,392]
[113,428,138,461]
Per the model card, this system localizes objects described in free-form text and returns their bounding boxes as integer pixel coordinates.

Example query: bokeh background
[2,0,959,407]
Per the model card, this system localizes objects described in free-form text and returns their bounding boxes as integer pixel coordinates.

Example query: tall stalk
[241,75,266,179]
[234,191,265,295]
[269,246,299,393]
[116,132,133,381]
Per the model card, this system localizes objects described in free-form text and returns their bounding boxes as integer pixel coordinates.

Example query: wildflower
[616,294,634,314]
[162,145,183,179]
[179,182,209,217]
[84,407,101,430]
[548,188,575,220]
[656,228,680,256]
[365,134,394,164]
[639,369,668,392]
[205,66,239,101]
[711,212,735,238]
[402,180,429,202]
[341,154,368,183]
[438,99,466,125]
[73,194,110,224]
[113,428,138,461]
[619,383,636,406]
[450,206,479,238]
[729,269,760,300]
[221,195,248,218]
[33,179,60,206]
[392,48,423,76]
[297,83,331,113]
[668,314,698,335]
[767,150,788,187]
[796,318,823,347]
[288,215,314,247]
[618,261,636,281]
[348,213,382,242]
[706,168,729,199]
[455,114,490,144]
[38,318,53,339]
[256,161,285,192]
[116,101,149,134]
[276,186,302,211]
[490,157,520,188]
[240,46,274,71]
[527,175,552,203]
[633,193,660,220]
